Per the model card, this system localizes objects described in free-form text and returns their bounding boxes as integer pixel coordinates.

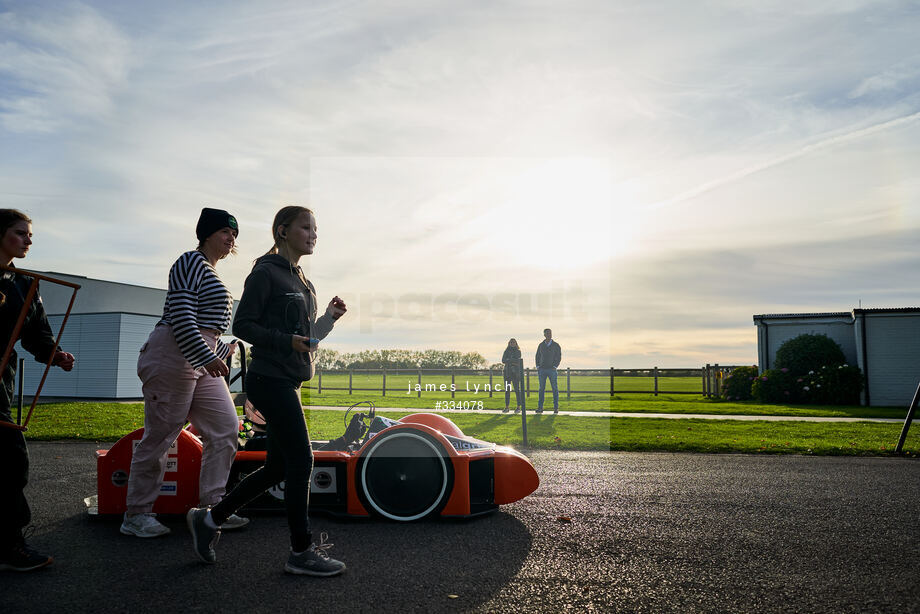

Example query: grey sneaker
[221,514,250,531]
[186,507,220,563]
[284,533,345,577]
[120,513,170,538]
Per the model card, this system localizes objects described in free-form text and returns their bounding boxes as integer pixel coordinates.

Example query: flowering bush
[721,365,758,400]
[798,364,864,405]
[750,368,799,403]
[774,334,846,376]
[752,364,864,405]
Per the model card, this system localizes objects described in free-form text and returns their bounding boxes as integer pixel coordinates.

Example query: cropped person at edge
[0,209,75,572]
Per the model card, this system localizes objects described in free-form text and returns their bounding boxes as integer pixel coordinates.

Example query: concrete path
[306,405,904,423]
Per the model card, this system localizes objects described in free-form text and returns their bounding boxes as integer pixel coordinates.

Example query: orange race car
[92,402,540,522]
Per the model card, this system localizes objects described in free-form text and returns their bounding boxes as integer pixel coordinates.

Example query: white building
[12,271,240,400]
[753,308,920,407]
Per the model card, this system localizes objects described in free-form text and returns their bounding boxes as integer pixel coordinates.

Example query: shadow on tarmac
[8,442,534,613]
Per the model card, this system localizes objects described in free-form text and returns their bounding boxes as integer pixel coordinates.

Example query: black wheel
[357,429,453,521]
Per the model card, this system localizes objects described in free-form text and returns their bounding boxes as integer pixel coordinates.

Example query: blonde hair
[265,205,314,257]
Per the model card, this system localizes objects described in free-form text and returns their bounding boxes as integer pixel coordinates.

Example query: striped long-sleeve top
[157,250,233,368]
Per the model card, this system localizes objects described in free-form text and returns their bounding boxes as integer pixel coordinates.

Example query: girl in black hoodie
[187,206,348,577]
[0,209,75,572]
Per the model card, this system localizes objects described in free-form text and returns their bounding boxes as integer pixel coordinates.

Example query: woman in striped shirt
[121,208,248,538]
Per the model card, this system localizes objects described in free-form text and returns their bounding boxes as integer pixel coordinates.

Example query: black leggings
[0,428,30,550]
[211,372,313,551]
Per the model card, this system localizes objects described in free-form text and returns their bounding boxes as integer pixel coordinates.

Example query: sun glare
[477,158,635,270]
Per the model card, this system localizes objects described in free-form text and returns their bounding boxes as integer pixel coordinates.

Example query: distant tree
[315,348,344,370]
[322,348,489,370]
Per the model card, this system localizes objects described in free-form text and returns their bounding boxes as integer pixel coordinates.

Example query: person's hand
[52,351,75,372]
[226,341,238,357]
[326,296,347,320]
[203,357,230,378]
[291,335,317,353]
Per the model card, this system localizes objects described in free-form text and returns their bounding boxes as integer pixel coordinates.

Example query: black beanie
[196,208,239,241]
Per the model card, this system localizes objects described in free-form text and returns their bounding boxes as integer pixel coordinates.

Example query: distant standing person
[121,208,248,538]
[535,328,561,414]
[501,338,524,413]
[0,209,76,572]
[186,205,348,577]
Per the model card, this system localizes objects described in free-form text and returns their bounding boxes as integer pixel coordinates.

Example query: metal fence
[303,365,747,399]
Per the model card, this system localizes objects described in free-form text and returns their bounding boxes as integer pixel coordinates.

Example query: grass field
[17,401,920,457]
[302,388,907,419]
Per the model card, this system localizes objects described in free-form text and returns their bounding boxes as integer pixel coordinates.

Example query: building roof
[754,307,920,323]
[851,307,920,315]
[753,312,850,321]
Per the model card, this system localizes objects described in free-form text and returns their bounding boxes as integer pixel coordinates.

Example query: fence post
[318,368,322,394]
[489,369,493,398]
[610,367,614,396]
[451,368,456,399]
[382,368,386,397]
[713,364,720,399]
[519,358,527,447]
[567,367,571,400]
[895,379,920,453]
[349,369,353,395]
[418,369,422,398]
[526,368,531,397]
[16,358,24,425]
[654,366,659,396]
[703,364,709,398]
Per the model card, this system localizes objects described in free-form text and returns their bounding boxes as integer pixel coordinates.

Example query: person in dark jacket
[0,209,75,572]
[187,205,347,577]
[501,338,524,413]
[534,328,561,413]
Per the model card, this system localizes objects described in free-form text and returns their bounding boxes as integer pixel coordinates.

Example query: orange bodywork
[94,414,539,519]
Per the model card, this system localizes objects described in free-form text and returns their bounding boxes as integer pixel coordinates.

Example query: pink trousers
[125,325,238,514]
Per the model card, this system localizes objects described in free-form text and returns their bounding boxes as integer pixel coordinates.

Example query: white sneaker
[120,512,171,538]
[221,514,250,531]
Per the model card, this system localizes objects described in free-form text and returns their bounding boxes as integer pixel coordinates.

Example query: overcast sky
[2,1,919,368]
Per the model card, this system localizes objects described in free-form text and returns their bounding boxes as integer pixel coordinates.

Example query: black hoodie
[232,254,336,385]
[1,267,59,421]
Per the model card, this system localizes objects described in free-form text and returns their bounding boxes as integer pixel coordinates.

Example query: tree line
[314,348,496,370]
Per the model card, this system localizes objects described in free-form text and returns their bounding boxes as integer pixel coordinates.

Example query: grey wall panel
[17,314,120,398]
[116,314,159,397]
[864,314,920,407]
[757,318,855,370]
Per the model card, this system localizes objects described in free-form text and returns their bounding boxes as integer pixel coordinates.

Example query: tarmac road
[3,443,919,613]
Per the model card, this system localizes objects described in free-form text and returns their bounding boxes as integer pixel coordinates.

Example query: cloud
[0,3,132,132]
[3,1,920,369]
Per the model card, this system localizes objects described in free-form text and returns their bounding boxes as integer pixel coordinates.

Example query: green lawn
[302,389,907,419]
[17,401,920,457]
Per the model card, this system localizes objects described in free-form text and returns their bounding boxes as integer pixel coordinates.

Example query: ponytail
[260,205,313,261]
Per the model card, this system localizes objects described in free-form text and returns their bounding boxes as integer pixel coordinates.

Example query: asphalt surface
[3,443,919,613]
